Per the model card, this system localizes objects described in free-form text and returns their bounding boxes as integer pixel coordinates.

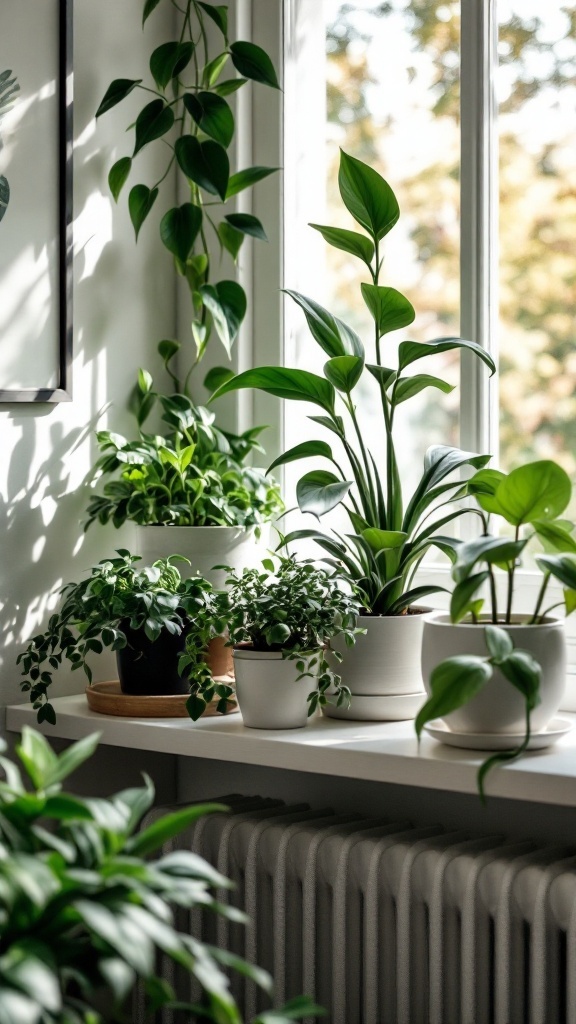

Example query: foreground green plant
[184,555,363,720]
[0,728,322,1023]
[17,552,224,724]
[211,150,495,615]
[415,625,541,800]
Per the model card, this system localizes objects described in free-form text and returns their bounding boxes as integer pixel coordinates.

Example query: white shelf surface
[6,695,576,806]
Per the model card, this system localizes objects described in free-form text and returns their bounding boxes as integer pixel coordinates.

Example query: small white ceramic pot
[133,524,266,589]
[421,612,567,734]
[233,648,313,729]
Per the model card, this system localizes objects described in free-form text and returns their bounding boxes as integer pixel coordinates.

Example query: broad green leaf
[467,468,507,515]
[108,157,132,202]
[185,90,234,147]
[127,803,227,856]
[484,624,514,661]
[495,461,572,527]
[197,2,228,35]
[225,212,267,240]
[96,78,142,117]
[42,793,95,820]
[533,519,576,554]
[158,338,180,365]
[453,536,527,583]
[323,355,364,392]
[361,528,407,552]
[16,727,58,789]
[226,165,278,199]
[211,366,336,413]
[398,336,496,376]
[309,223,374,264]
[203,52,229,87]
[415,657,493,738]
[361,284,415,337]
[499,649,541,708]
[203,366,235,394]
[366,364,396,388]
[199,280,246,356]
[133,100,174,155]
[218,221,244,260]
[338,150,399,240]
[449,572,489,623]
[284,290,364,358]
[160,203,202,262]
[175,135,229,200]
[230,41,280,89]
[150,42,194,90]
[143,0,162,24]
[45,732,102,786]
[296,471,353,517]
[536,553,576,591]
[394,374,454,405]
[268,440,333,474]
[128,185,159,240]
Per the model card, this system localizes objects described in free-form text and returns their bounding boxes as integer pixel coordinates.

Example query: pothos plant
[183,555,364,720]
[0,69,19,225]
[211,150,496,616]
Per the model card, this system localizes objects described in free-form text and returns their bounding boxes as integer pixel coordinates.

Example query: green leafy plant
[441,459,576,624]
[0,727,323,1023]
[86,391,283,530]
[210,150,495,615]
[184,555,363,720]
[17,552,224,725]
[415,625,541,800]
[0,69,19,225]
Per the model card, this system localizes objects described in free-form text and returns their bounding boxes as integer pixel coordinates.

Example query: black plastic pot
[116,620,190,696]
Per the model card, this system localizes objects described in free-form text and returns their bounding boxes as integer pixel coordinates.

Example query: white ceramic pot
[233,648,313,729]
[421,612,567,734]
[133,524,266,589]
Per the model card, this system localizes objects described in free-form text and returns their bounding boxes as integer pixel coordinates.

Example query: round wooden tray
[85,680,238,719]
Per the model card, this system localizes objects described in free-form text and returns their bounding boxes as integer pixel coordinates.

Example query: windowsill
[6,695,576,807]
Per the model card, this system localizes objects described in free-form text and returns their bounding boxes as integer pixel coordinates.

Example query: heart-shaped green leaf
[197,2,228,34]
[150,41,194,90]
[467,468,507,515]
[128,184,159,240]
[361,283,415,336]
[199,281,247,356]
[108,157,132,202]
[160,204,202,262]
[96,78,142,117]
[416,656,493,738]
[133,100,174,155]
[323,355,364,393]
[186,90,234,147]
[230,41,280,88]
[225,213,267,240]
[296,471,352,517]
[203,366,235,394]
[495,461,572,527]
[175,135,229,200]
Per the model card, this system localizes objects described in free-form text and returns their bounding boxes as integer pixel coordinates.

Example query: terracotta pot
[116,620,189,696]
[206,635,234,678]
[232,648,313,729]
[421,612,567,734]
[133,524,267,589]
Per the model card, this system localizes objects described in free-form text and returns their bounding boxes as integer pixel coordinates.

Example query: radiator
[139,795,576,1024]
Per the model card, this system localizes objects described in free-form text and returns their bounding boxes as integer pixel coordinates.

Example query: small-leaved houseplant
[211,150,495,718]
[17,551,230,723]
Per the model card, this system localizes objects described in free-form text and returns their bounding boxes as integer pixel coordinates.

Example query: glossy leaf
[467,468,507,515]
[484,624,514,662]
[134,100,174,155]
[96,78,142,117]
[158,338,179,365]
[226,165,278,198]
[284,290,364,358]
[185,90,234,147]
[308,414,345,436]
[415,656,493,738]
[495,461,571,527]
[323,355,364,392]
[150,41,194,90]
[296,471,353,517]
[533,519,576,554]
[268,440,333,474]
[218,221,244,261]
[361,284,415,336]
[225,212,267,240]
[210,366,336,413]
[449,572,489,623]
[453,536,527,583]
[160,203,202,262]
[394,374,454,405]
[143,0,162,23]
[366,364,396,388]
[213,77,248,97]
[309,223,374,264]
[128,185,159,240]
[338,150,399,240]
[203,366,235,394]
[175,135,229,199]
[230,41,280,89]
[199,281,247,357]
[536,553,576,591]
[362,529,407,552]
[499,650,541,708]
[197,2,228,34]
[398,336,496,376]
[203,52,229,87]
[108,157,132,202]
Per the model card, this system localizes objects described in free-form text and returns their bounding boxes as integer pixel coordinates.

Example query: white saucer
[423,716,573,751]
[323,691,424,722]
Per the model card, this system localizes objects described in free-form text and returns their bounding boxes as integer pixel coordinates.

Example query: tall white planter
[233,648,312,729]
[133,524,266,589]
[323,612,428,721]
[421,612,567,734]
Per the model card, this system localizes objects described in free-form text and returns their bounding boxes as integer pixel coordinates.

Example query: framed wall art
[0,0,72,402]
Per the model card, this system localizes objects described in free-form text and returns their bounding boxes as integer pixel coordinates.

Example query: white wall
[0,0,176,717]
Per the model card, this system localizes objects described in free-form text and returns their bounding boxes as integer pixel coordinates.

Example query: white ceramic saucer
[423,716,573,751]
[323,691,424,722]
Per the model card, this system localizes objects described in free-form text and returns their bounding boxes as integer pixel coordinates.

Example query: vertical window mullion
[459,0,499,463]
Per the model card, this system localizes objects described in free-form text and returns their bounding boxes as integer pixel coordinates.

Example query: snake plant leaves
[284,290,364,359]
[197,2,228,35]
[175,135,229,200]
[108,157,132,202]
[210,367,336,414]
[449,571,490,623]
[267,440,333,474]
[185,91,234,147]
[218,220,244,261]
[323,355,364,393]
[536,553,576,592]
[296,470,353,517]
[199,281,246,357]
[415,656,493,739]
[225,213,267,240]
[394,374,455,404]
[133,100,174,155]
[361,284,415,337]
[398,336,496,376]
[96,78,142,117]
[142,0,162,24]
[226,165,278,198]
[229,41,280,89]
[494,460,571,527]
[309,223,375,264]
[160,203,202,262]
[338,151,400,240]
[0,176,9,224]
[128,185,159,240]
[150,41,194,90]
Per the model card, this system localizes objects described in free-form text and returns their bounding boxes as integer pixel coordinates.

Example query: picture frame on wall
[0,0,72,402]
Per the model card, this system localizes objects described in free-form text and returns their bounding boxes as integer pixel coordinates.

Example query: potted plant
[0,727,321,1022]
[91,0,283,581]
[416,458,576,793]
[17,551,232,724]
[184,555,363,728]
[210,150,495,719]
